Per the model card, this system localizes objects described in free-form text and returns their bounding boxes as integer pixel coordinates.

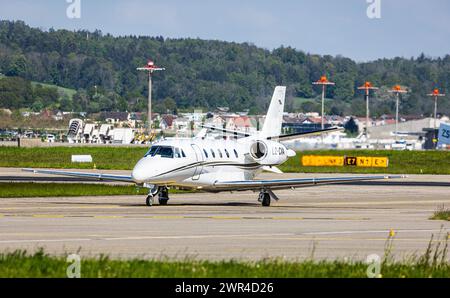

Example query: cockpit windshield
[145,146,173,158]
[144,146,185,159]
[145,146,159,157]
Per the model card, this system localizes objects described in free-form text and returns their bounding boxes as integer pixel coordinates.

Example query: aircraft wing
[22,169,134,183]
[214,175,405,191]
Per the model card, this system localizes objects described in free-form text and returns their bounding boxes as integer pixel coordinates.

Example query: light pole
[137,60,165,133]
[357,82,378,139]
[313,76,335,130]
[389,85,408,141]
[427,88,445,130]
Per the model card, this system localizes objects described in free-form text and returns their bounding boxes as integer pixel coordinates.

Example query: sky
[0,0,449,61]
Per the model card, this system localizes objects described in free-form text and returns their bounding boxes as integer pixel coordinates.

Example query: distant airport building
[282,115,337,134]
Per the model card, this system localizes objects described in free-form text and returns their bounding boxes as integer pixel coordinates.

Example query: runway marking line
[94,216,124,219]
[240,236,439,243]
[210,216,244,220]
[301,229,446,236]
[301,200,450,206]
[32,215,65,219]
[151,216,185,220]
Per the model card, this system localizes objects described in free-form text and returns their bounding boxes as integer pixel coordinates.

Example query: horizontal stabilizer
[262,166,283,174]
[267,127,343,141]
[200,124,251,138]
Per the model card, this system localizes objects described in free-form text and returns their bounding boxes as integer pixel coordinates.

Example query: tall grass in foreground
[431,205,450,221]
[0,232,448,278]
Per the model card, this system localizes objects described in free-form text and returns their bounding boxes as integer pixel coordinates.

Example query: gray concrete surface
[0,171,449,261]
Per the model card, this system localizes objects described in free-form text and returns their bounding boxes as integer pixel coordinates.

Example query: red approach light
[433,88,440,95]
[137,60,165,73]
[358,82,373,89]
[393,85,402,91]
[319,76,328,83]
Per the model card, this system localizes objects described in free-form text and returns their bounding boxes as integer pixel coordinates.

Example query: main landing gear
[258,189,279,207]
[146,186,170,207]
[258,192,271,207]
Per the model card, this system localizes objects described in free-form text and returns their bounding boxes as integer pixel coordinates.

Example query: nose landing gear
[158,187,170,205]
[146,195,154,207]
[146,186,170,206]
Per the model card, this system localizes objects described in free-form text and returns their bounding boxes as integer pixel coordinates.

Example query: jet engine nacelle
[249,140,295,165]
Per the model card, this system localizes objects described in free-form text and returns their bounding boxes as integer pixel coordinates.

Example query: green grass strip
[0,183,192,198]
[0,183,147,198]
[280,150,450,175]
[0,147,147,170]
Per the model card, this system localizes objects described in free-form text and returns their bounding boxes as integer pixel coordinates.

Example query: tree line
[0,20,449,116]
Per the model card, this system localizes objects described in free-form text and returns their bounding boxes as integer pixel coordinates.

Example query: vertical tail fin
[261,86,286,138]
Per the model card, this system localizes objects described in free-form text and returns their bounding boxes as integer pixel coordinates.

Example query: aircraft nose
[132,160,150,183]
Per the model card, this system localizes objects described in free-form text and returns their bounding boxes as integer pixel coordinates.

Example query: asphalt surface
[0,169,449,261]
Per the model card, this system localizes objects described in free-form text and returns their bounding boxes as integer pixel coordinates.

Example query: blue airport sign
[437,123,450,146]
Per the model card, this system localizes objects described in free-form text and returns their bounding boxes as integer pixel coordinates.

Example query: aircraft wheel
[146,195,154,207]
[261,193,271,207]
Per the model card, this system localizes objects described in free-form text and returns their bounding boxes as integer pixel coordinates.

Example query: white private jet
[24,86,404,207]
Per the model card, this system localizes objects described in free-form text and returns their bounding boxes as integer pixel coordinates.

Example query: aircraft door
[191,144,204,180]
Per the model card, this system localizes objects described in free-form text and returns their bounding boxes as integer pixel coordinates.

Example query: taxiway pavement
[0,170,449,261]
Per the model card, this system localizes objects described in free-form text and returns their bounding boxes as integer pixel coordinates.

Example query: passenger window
[210,149,216,158]
[181,149,186,158]
[234,149,239,158]
[224,149,230,158]
[203,149,209,158]
[217,149,223,158]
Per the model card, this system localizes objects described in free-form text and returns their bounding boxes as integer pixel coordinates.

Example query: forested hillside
[0,20,449,116]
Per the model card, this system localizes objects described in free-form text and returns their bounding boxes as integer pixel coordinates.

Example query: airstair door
[191,144,204,180]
